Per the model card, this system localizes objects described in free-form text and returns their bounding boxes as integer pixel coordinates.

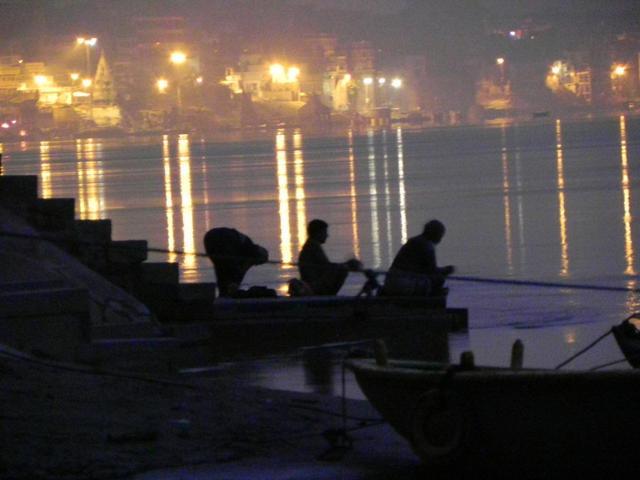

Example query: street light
[77,37,97,77]
[612,64,627,77]
[157,78,169,93]
[391,78,402,89]
[170,51,187,112]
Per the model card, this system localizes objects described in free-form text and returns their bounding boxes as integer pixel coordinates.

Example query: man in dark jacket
[203,227,269,297]
[381,219,455,297]
[295,219,362,295]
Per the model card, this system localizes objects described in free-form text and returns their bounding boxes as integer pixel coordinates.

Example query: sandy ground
[0,347,420,480]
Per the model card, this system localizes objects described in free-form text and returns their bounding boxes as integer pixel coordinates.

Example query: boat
[167,295,468,361]
[612,314,640,367]
[346,337,640,475]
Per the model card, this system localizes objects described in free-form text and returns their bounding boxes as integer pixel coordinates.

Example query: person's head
[423,219,446,244]
[307,218,329,243]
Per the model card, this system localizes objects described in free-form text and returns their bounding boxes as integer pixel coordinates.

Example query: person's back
[203,227,268,297]
[382,219,454,297]
[294,219,361,296]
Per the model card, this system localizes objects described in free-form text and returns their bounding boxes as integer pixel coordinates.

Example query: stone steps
[0,175,216,348]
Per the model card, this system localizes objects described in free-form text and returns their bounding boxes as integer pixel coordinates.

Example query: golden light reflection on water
[367,129,381,267]
[381,130,393,261]
[555,119,569,277]
[76,139,105,220]
[276,129,293,264]
[293,130,307,250]
[178,134,196,270]
[564,329,577,345]
[348,131,361,259]
[500,127,514,272]
[619,116,636,276]
[396,128,408,245]
[162,135,177,263]
[39,141,51,199]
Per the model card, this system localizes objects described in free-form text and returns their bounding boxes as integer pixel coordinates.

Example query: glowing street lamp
[169,51,187,112]
[378,77,386,86]
[612,64,627,77]
[391,78,403,89]
[551,64,561,75]
[170,51,187,65]
[287,66,300,82]
[70,72,80,82]
[76,37,97,76]
[34,75,48,87]
[195,76,203,85]
[496,57,505,65]
[157,78,169,93]
[81,78,92,88]
[363,77,373,86]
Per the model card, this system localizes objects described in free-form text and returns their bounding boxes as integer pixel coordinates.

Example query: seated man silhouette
[381,219,455,297]
[203,227,269,298]
[292,219,362,296]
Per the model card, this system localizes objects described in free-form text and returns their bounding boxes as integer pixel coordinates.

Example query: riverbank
[0,345,419,480]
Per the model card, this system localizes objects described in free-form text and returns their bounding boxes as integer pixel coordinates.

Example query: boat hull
[348,358,640,473]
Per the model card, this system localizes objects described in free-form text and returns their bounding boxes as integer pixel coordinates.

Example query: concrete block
[108,240,148,265]
[74,219,112,269]
[0,175,38,202]
[28,198,76,231]
[139,262,180,285]
[178,282,217,302]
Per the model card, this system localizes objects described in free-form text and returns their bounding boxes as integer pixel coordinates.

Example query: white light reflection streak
[500,128,514,272]
[555,119,569,277]
[162,135,177,263]
[396,128,408,244]
[293,130,307,250]
[381,130,393,261]
[348,131,361,258]
[276,130,292,264]
[514,144,526,269]
[178,134,196,270]
[367,130,381,267]
[619,115,636,276]
[40,141,52,199]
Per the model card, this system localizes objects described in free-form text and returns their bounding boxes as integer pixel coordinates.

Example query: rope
[449,275,640,294]
[554,329,612,370]
[3,229,639,294]
[555,313,640,370]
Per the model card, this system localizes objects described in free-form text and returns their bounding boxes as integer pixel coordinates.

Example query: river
[1,117,639,374]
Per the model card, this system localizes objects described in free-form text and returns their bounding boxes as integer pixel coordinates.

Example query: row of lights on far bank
[362,76,403,88]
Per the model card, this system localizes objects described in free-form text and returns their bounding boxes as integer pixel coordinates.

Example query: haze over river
[2,116,639,370]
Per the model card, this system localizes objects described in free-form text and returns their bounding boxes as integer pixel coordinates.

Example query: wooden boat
[612,315,640,368]
[347,346,640,475]
[167,295,468,361]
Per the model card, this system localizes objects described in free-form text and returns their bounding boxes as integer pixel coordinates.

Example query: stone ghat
[0,174,215,367]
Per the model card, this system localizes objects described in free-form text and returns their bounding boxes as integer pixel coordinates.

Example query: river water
[2,117,639,380]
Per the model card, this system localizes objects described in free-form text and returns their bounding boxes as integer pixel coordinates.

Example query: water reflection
[619,116,636,276]
[302,348,335,396]
[39,141,51,199]
[555,119,570,277]
[347,131,361,259]
[500,127,514,272]
[276,129,293,264]
[178,134,196,273]
[293,129,307,251]
[381,130,394,261]
[76,138,106,220]
[367,129,381,267]
[162,135,177,263]
[396,128,408,245]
